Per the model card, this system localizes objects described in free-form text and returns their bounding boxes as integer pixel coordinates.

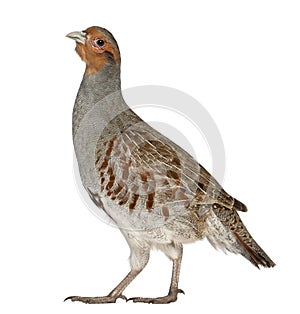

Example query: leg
[128,243,184,304]
[65,246,150,304]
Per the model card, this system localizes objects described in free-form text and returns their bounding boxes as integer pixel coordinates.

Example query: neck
[72,62,128,138]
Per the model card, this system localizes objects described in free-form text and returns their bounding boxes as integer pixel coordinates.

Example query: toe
[118,294,127,301]
[128,295,179,304]
[64,295,124,304]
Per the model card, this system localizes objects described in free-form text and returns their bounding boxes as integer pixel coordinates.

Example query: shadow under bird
[65,26,275,304]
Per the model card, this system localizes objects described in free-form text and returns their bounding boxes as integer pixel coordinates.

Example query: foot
[127,289,184,304]
[64,294,127,304]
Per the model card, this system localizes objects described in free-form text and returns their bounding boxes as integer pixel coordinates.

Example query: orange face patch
[75,26,120,76]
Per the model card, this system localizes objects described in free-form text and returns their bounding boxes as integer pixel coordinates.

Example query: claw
[64,296,76,302]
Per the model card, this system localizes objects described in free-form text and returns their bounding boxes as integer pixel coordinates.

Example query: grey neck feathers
[72,62,129,138]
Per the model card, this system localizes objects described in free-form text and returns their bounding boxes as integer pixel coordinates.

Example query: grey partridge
[65,26,275,304]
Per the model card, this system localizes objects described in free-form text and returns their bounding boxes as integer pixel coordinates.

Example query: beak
[66,31,86,44]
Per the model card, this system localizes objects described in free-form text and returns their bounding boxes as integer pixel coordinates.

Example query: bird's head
[67,26,120,76]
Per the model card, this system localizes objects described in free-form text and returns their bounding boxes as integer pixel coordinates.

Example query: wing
[94,113,247,220]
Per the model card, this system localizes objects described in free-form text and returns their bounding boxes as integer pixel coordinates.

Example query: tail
[207,204,275,268]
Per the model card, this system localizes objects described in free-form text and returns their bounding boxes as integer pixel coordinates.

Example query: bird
[65,26,275,304]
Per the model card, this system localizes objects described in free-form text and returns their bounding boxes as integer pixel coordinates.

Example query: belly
[101,196,207,245]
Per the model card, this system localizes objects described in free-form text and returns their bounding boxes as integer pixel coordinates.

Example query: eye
[95,39,105,47]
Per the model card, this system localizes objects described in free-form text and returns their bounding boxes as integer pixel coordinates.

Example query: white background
[1,0,299,313]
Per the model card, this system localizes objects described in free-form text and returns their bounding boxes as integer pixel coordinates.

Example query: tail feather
[233,198,248,212]
[233,231,275,268]
[209,204,275,268]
